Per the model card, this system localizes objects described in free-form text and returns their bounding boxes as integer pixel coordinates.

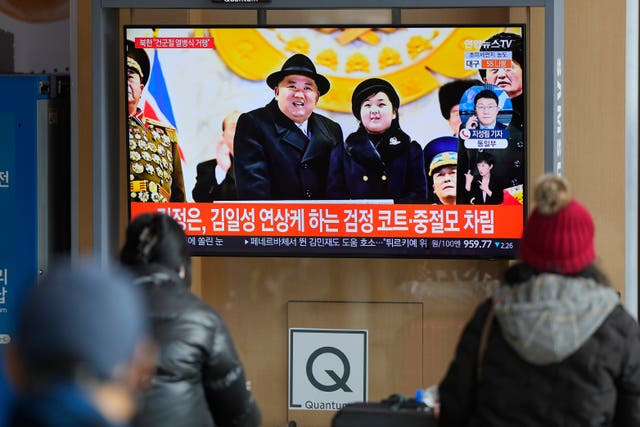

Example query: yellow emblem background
[207,27,512,113]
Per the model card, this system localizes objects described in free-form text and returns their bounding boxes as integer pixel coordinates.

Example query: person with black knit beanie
[326,78,427,202]
[438,174,640,426]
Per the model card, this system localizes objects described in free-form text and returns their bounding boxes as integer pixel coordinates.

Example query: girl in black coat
[327,78,427,202]
[120,213,261,427]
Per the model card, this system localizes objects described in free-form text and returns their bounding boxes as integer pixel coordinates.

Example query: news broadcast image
[125,26,525,258]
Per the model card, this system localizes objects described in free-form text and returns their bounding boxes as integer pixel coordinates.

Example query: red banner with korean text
[131,202,523,239]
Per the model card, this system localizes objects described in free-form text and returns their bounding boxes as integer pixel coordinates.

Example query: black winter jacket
[326,123,427,202]
[132,266,261,427]
[439,274,640,427]
[234,99,343,200]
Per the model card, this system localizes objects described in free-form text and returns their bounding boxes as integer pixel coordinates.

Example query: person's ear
[124,338,157,392]
[98,338,158,424]
[3,344,27,393]
[274,87,279,99]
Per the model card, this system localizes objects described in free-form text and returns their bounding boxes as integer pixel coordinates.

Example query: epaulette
[145,117,176,130]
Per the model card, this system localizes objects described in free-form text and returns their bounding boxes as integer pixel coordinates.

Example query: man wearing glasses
[457,88,520,204]
[464,89,506,131]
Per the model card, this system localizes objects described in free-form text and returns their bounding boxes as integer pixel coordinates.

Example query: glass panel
[122,7,543,426]
[266,9,392,26]
[401,7,510,25]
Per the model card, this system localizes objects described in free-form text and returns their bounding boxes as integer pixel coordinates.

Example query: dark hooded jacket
[326,122,427,202]
[9,382,122,427]
[439,273,640,427]
[132,265,260,427]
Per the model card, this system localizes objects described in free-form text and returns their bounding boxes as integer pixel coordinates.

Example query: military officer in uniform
[127,39,185,202]
[424,136,458,205]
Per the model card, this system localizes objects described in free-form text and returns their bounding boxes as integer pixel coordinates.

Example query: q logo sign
[289,329,368,410]
[306,346,353,392]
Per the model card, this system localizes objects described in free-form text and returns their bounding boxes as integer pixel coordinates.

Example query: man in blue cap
[234,53,344,200]
[423,136,458,205]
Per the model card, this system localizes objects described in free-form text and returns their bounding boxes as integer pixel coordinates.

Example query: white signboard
[289,328,368,411]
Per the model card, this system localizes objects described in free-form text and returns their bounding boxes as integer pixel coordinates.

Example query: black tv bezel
[123,23,527,260]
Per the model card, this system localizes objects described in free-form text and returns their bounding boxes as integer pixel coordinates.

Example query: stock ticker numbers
[469,239,516,256]
[463,239,493,249]
[463,239,514,251]
[427,238,516,257]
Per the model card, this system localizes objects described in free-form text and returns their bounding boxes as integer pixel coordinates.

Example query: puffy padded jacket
[439,274,640,427]
[132,266,261,427]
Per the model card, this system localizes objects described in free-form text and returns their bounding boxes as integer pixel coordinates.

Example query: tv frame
[124,24,527,260]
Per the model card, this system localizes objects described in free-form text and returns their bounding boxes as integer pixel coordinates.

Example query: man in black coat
[234,53,343,200]
[192,110,240,202]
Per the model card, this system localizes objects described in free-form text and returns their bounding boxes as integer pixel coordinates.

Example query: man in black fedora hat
[234,53,343,200]
[126,39,185,203]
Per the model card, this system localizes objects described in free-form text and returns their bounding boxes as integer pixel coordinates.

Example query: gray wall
[0,12,69,73]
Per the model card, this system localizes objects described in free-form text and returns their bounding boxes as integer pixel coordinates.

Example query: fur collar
[344,123,411,171]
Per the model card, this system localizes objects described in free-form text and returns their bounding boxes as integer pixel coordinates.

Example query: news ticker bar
[185,235,519,258]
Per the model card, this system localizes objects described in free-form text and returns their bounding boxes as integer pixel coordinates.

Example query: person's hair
[438,79,482,119]
[222,110,241,131]
[478,32,524,80]
[351,78,400,123]
[504,262,611,287]
[474,89,499,107]
[476,151,495,166]
[120,213,191,284]
[356,85,401,131]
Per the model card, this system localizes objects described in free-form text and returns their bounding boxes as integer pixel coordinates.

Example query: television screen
[125,25,526,258]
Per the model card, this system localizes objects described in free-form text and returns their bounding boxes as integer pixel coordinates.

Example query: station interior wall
[73,3,630,426]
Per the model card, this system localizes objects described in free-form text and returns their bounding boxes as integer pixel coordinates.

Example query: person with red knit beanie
[438,174,640,427]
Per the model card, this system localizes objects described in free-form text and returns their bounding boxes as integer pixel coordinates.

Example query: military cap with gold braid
[429,151,458,176]
[126,39,150,86]
[423,136,458,176]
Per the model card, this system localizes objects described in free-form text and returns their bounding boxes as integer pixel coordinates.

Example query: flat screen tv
[125,25,526,258]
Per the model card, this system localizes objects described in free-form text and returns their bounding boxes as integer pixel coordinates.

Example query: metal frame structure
[626,0,638,317]
[77,0,638,315]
